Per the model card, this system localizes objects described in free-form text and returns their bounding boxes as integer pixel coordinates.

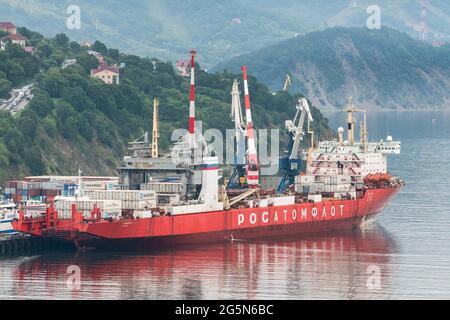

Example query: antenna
[419,0,429,41]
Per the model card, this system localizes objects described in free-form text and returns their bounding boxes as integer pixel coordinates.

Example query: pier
[0,235,73,258]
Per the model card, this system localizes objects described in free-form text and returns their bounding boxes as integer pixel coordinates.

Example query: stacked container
[54,199,122,219]
[90,190,156,210]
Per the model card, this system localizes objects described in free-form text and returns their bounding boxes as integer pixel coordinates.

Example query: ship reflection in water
[1,227,396,300]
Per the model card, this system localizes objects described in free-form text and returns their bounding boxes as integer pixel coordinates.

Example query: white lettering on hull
[237,205,346,226]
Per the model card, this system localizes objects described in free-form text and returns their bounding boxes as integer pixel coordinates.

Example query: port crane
[227,80,248,189]
[227,66,260,189]
[277,97,313,193]
[283,74,292,91]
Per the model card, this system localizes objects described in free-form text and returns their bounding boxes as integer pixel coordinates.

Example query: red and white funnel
[241,66,259,188]
[188,50,196,148]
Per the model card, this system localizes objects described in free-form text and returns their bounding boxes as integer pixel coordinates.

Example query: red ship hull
[61,187,400,250]
[13,187,400,250]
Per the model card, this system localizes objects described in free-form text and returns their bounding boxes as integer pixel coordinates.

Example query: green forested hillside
[0,28,334,183]
[215,27,450,110]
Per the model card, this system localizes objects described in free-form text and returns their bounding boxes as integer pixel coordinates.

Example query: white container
[297,175,315,185]
[54,199,122,219]
[308,194,322,203]
[272,196,295,206]
[256,199,268,207]
[133,211,153,219]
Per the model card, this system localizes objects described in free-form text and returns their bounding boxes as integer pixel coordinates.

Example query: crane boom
[283,74,292,91]
[277,98,314,193]
[289,98,313,160]
[231,80,246,166]
[227,80,248,189]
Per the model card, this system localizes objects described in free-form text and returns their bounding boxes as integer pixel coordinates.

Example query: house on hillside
[0,22,17,35]
[0,33,27,51]
[90,63,120,85]
[175,60,190,77]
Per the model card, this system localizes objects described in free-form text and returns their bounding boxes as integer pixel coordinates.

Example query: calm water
[1,111,450,300]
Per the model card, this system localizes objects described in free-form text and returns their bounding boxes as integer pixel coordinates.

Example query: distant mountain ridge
[214,27,450,110]
[2,0,450,67]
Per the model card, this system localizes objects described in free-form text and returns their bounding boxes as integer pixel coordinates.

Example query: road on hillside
[0,83,34,115]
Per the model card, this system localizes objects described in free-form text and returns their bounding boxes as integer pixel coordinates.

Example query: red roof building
[0,33,27,49]
[0,22,17,34]
[90,63,120,85]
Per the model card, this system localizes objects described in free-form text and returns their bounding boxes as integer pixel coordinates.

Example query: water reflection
[1,226,397,300]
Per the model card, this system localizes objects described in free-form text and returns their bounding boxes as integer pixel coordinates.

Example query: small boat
[0,203,20,236]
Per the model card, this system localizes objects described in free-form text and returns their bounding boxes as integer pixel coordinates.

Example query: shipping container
[54,199,122,219]
[141,182,182,194]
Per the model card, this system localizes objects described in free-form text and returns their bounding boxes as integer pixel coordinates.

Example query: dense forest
[0,27,334,183]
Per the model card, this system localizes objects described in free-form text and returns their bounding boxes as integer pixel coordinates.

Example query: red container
[12,194,22,203]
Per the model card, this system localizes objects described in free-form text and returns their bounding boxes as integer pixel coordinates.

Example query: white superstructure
[296,97,401,194]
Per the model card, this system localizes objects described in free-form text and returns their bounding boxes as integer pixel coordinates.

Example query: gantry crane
[277,97,314,193]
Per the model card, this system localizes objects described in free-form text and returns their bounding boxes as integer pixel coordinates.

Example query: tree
[55,33,69,47]
[20,114,38,140]
[5,61,25,86]
[23,145,46,174]
[30,90,54,117]
[63,116,79,139]
[108,48,120,60]
[69,41,81,53]
[0,78,12,99]
[92,41,108,56]
[39,69,68,98]
[78,54,99,73]
[36,42,53,58]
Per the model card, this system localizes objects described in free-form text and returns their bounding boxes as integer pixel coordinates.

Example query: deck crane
[227,80,248,189]
[277,97,314,193]
[283,74,292,91]
[241,66,260,188]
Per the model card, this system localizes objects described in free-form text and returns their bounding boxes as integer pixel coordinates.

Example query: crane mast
[227,80,247,189]
[277,98,314,193]
[151,98,159,159]
[283,74,292,91]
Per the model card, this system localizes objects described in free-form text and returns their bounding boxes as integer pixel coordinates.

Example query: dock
[0,235,73,258]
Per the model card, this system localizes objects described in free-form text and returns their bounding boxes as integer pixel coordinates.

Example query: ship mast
[241,65,259,188]
[345,96,367,151]
[345,96,356,145]
[151,98,159,159]
[188,50,197,151]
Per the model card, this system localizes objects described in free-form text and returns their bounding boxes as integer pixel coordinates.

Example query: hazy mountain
[214,27,450,110]
[1,0,450,67]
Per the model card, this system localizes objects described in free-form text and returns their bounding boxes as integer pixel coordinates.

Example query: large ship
[12,51,403,250]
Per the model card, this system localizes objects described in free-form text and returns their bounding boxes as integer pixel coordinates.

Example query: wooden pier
[0,235,74,257]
